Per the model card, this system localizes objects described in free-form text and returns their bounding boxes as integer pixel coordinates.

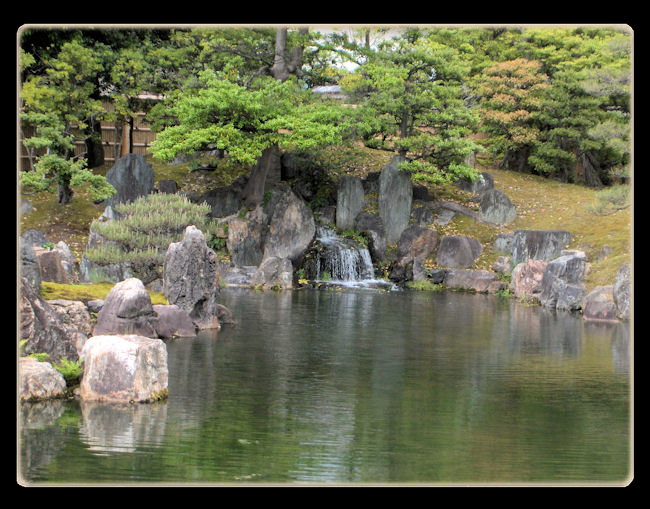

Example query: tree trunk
[57,180,73,205]
[241,145,282,207]
[84,118,104,168]
[271,27,308,82]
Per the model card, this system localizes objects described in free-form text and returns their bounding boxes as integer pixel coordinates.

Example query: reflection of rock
[79,400,167,454]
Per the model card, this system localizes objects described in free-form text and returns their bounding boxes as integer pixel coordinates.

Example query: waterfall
[313,226,392,289]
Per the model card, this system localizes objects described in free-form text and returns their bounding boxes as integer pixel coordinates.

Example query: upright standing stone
[379,155,412,244]
[336,176,365,230]
[613,264,630,320]
[163,226,223,330]
[104,154,155,209]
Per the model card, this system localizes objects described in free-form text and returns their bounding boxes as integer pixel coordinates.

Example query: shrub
[85,193,214,273]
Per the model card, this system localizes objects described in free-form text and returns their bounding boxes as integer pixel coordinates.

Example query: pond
[19,288,631,485]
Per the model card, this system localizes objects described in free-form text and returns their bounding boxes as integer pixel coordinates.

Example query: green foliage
[52,358,83,384]
[150,71,351,167]
[85,193,213,268]
[587,184,630,215]
[340,28,482,183]
[406,280,444,292]
[28,352,50,362]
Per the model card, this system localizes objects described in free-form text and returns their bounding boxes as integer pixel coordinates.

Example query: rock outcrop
[436,235,482,269]
[80,335,169,403]
[163,226,224,330]
[379,155,412,244]
[19,357,67,402]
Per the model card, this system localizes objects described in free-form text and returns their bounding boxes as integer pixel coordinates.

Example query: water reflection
[19,289,631,484]
[78,401,168,455]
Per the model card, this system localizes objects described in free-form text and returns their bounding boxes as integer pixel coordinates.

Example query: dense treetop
[19,25,631,205]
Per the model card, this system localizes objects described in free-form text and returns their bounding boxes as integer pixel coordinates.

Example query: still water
[19,289,631,485]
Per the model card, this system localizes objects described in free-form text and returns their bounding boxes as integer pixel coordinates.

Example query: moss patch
[40,281,168,305]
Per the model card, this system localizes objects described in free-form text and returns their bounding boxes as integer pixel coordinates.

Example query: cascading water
[312,226,394,290]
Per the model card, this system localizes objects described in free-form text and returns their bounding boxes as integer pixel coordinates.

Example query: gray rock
[163,226,224,330]
[436,235,483,268]
[613,264,630,320]
[21,229,49,248]
[227,218,265,267]
[251,256,293,289]
[583,286,618,322]
[47,299,94,337]
[336,176,365,230]
[379,155,413,244]
[80,335,168,403]
[104,154,155,209]
[413,206,434,226]
[478,188,516,224]
[433,209,455,226]
[510,230,572,265]
[262,183,315,263]
[19,357,67,402]
[152,304,197,338]
[390,226,438,282]
[200,184,243,218]
[444,269,503,294]
[93,278,158,338]
[539,254,587,312]
[20,277,79,363]
[494,233,514,254]
[355,212,386,262]
[21,242,41,292]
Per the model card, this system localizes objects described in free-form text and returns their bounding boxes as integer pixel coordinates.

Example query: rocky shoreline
[19,154,631,404]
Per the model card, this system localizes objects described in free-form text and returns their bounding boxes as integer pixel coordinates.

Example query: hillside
[19,144,631,294]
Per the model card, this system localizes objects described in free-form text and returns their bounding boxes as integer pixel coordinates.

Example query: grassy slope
[19,145,631,298]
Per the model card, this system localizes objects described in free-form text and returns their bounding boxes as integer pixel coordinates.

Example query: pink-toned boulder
[510,259,548,301]
[80,335,168,403]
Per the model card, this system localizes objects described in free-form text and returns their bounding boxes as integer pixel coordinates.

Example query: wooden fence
[19,110,157,171]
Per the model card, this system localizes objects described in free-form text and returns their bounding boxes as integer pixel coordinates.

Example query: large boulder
[510,259,548,301]
[613,264,630,320]
[19,357,67,402]
[510,229,572,265]
[79,335,169,404]
[379,155,413,244]
[47,299,94,337]
[539,254,587,312]
[436,235,482,269]
[199,178,246,218]
[152,304,196,338]
[93,278,158,337]
[262,183,315,263]
[227,217,265,267]
[104,154,155,209]
[390,226,438,282]
[34,241,80,284]
[583,286,618,322]
[336,176,365,230]
[20,277,79,363]
[251,256,293,289]
[478,188,516,224]
[444,269,504,294]
[163,226,225,330]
